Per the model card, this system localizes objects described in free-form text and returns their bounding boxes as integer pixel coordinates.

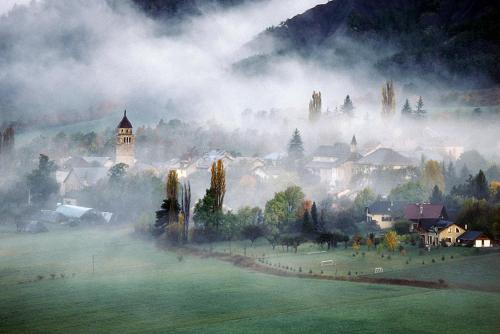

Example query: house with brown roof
[404,203,469,247]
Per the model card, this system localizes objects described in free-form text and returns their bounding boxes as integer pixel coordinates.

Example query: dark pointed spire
[118,110,132,129]
[351,135,357,146]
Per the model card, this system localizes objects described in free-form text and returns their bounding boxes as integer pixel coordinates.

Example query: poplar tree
[382,80,396,116]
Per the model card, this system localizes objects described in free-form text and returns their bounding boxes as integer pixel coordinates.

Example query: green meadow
[1,225,499,333]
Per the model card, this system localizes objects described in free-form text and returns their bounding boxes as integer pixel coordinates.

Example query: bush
[309,269,312,274]
[299,267,302,272]
[432,258,436,263]
[177,254,184,262]
[348,271,351,276]
[441,256,445,261]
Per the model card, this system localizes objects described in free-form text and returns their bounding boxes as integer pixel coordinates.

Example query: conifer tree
[288,129,304,167]
[415,96,426,117]
[401,98,412,116]
[341,95,354,115]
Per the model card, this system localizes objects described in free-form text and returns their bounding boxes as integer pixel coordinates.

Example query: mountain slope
[246,0,500,86]
[132,0,258,19]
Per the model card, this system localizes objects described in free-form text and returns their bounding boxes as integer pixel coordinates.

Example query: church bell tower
[115,110,135,166]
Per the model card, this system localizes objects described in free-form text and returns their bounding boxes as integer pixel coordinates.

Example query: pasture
[1,225,499,333]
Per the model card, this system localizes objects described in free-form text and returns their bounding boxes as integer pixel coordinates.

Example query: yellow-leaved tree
[384,231,399,252]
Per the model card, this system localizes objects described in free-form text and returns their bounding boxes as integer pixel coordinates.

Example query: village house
[306,136,362,188]
[404,203,469,247]
[366,201,407,229]
[404,203,448,232]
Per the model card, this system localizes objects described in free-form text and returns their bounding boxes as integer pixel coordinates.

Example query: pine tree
[429,185,444,204]
[288,129,304,166]
[415,96,426,117]
[341,95,354,115]
[401,98,412,116]
[473,170,489,200]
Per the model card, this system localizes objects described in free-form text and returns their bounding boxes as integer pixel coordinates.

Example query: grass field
[192,239,500,288]
[1,225,500,333]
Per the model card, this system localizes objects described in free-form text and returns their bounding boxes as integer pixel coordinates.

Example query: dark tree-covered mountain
[244,0,500,87]
[131,0,259,19]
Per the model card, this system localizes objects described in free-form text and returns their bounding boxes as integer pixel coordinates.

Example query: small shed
[55,204,106,225]
[457,231,492,248]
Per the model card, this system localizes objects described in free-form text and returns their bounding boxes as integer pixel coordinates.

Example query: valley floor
[1,225,499,333]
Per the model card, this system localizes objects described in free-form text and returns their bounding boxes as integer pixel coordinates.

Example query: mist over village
[1,1,500,333]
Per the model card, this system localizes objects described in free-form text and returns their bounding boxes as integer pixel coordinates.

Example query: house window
[446,238,451,242]
[448,228,451,233]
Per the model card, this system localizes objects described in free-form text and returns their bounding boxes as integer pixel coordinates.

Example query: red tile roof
[404,203,447,220]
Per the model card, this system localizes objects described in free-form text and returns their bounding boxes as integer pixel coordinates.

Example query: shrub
[309,269,312,274]
[50,273,56,279]
[362,252,366,257]
[432,258,436,263]
[320,270,324,274]
[441,256,445,261]
[422,261,425,264]
[450,255,454,259]
[438,279,445,284]
[299,267,302,272]
[348,271,351,276]
[177,254,184,262]
[37,275,44,281]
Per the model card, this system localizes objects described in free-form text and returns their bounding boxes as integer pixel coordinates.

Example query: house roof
[81,156,112,166]
[419,219,456,232]
[56,205,94,218]
[313,143,350,158]
[72,167,108,186]
[404,203,447,221]
[118,110,132,129]
[368,201,407,214]
[457,231,490,241]
[357,148,413,166]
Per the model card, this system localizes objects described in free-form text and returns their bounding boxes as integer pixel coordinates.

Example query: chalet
[404,203,448,231]
[366,201,407,229]
[416,220,466,247]
[457,231,492,248]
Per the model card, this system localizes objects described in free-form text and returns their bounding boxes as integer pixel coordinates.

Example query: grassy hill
[1,225,499,333]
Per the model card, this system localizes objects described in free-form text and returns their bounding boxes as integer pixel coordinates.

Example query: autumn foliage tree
[211,160,226,212]
[384,231,399,252]
[422,160,445,193]
[155,170,181,235]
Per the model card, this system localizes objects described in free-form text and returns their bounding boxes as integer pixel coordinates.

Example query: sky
[0,0,30,15]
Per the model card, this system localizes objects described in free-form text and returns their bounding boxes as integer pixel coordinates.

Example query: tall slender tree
[210,160,226,212]
[382,80,396,116]
[181,181,191,243]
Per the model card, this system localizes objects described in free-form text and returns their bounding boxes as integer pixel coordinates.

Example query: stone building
[115,110,135,166]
